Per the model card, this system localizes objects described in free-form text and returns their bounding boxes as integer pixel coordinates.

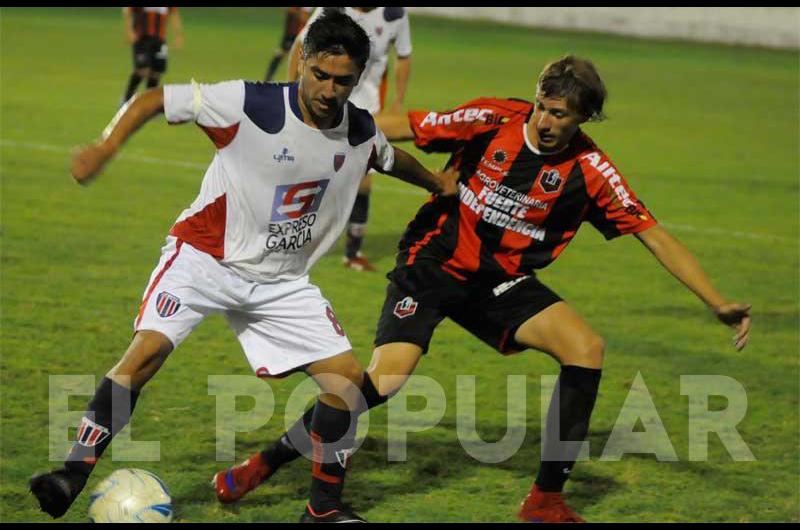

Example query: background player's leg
[30,330,174,518]
[513,302,603,521]
[146,72,161,89]
[265,48,287,82]
[149,45,167,89]
[344,174,374,271]
[122,67,148,105]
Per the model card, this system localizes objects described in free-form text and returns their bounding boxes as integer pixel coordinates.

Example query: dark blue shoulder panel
[244,82,286,134]
[347,102,376,147]
[383,7,405,22]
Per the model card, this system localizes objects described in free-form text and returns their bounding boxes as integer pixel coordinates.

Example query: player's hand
[713,302,751,351]
[71,142,114,185]
[435,166,460,197]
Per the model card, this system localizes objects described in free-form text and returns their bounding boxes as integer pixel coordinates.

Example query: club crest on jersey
[537,168,563,194]
[156,291,181,318]
[76,416,110,448]
[270,179,330,221]
[333,153,346,172]
[393,296,418,319]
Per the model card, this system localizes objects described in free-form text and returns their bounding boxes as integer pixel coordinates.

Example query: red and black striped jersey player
[120,7,184,107]
[212,56,752,522]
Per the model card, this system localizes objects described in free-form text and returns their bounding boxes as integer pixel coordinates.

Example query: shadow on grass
[173,421,621,517]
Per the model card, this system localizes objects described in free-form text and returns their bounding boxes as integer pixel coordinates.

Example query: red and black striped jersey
[398,97,657,284]
[129,7,176,41]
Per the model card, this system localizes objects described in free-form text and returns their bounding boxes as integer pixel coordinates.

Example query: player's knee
[338,361,364,388]
[318,362,364,400]
[107,332,172,389]
[564,334,605,369]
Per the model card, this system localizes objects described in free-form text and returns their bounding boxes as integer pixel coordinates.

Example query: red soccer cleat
[518,484,585,523]
[343,253,377,272]
[212,453,272,504]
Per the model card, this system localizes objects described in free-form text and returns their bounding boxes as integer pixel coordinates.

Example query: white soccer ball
[87,468,173,523]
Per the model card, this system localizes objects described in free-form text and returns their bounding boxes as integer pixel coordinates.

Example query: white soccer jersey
[301,7,412,114]
[162,80,395,283]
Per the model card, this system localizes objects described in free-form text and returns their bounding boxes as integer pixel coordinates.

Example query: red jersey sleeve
[408,97,531,153]
[579,146,657,239]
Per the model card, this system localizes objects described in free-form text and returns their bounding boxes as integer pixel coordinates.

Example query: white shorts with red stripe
[134,237,352,376]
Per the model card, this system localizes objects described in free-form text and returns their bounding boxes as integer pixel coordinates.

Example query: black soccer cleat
[29,468,86,519]
[300,504,367,523]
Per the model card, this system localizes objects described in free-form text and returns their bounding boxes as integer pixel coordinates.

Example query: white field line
[1,138,793,243]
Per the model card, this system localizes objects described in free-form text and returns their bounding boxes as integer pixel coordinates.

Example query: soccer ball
[87,468,173,523]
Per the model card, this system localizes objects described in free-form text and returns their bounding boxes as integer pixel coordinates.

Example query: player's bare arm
[384,147,459,196]
[635,224,751,350]
[374,112,414,141]
[71,87,165,185]
[389,55,411,114]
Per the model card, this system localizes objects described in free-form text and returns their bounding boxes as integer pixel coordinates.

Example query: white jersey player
[31,10,455,524]
[291,7,413,272]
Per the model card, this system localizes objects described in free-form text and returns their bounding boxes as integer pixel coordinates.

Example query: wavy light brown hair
[537,55,607,122]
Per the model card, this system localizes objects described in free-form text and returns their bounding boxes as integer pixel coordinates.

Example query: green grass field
[1,7,798,523]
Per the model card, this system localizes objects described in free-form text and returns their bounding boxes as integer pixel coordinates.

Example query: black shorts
[133,37,167,73]
[374,261,562,355]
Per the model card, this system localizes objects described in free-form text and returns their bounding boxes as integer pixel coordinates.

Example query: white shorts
[134,237,352,376]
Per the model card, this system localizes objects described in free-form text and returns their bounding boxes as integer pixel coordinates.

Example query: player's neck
[297,93,340,130]
[524,119,569,156]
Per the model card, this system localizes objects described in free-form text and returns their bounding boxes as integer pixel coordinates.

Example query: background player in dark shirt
[121,7,183,106]
[213,56,751,523]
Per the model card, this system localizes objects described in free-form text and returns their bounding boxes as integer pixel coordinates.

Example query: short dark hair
[537,56,607,122]
[302,8,371,70]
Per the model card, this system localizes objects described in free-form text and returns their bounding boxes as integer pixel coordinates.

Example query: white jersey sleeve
[372,128,395,172]
[393,12,412,57]
[163,80,245,128]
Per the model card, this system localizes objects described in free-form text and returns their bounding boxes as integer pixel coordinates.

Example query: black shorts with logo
[374,260,562,355]
[133,36,168,73]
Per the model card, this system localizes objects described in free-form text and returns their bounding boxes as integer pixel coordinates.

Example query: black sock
[64,377,140,479]
[146,77,159,89]
[123,73,142,102]
[308,400,357,512]
[261,373,387,473]
[265,53,283,82]
[536,365,602,492]
[345,193,369,259]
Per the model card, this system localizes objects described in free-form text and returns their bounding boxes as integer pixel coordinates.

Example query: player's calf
[29,332,171,518]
